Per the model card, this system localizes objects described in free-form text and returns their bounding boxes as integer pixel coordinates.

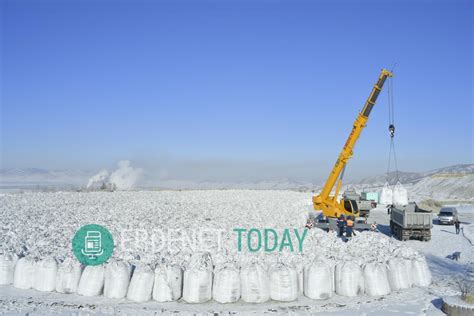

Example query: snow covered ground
[0,190,472,315]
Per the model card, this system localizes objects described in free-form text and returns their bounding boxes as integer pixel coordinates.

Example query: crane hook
[389,124,395,138]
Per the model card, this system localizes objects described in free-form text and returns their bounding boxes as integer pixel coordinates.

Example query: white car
[437,207,459,225]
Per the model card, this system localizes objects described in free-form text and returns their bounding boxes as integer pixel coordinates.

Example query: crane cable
[386,76,399,183]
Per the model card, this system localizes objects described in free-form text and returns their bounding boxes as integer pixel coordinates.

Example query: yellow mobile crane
[312,69,393,219]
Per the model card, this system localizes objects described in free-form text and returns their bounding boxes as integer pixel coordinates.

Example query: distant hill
[1,164,472,200]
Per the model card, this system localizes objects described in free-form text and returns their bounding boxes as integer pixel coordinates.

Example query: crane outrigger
[312,69,393,219]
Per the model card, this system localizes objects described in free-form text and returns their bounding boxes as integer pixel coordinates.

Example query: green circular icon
[72,224,114,266]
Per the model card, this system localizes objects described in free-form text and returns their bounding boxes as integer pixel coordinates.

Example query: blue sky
[1,0,472,181]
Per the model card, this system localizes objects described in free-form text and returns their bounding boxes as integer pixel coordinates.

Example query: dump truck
[390,202,432,241]
[343,189,377,217]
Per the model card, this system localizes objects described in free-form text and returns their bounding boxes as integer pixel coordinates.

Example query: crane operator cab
[343,199,359,215]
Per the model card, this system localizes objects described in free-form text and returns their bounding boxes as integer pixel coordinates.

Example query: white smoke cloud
[86,160,143,190]
[86,170,109,189]
[109,160,143,190]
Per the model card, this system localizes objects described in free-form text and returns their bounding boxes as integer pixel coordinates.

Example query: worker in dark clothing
[336,215,345,237]
[455,219,461,234]
[346,216,354,238]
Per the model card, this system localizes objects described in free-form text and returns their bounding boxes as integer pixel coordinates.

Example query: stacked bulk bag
[127,265,155,302]
[104,260,131,299]
[295,264,304,296]
[183,252,213,303]
[363,262,391,296]
[213,265,241,303]
[304,259,334,300]
[411,256,431,287]
[335,262,364,297]
[0,253,17,285]
[33,257,57,292]
[153,265,182,302]
[379,183,393,205]
[13,257,35,289]
[56,258,82,294]
[392,182,408,206]
[269,263,298,302]
[240,263,270,303]
[387,258,412,291]
[77,265,105,296]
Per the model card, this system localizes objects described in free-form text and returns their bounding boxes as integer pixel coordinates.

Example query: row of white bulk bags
[392,182,408,206]
[269,263,298,302]
[56,258,82,294]
[304,259,334,300]
[213,266,241,303]
[33,257,57,292]
[335,262,364,297]
[78,265,105,296]
[127,265,155,302]
[13,257,35,289]
[240,263,270,303]
[379,183,393,205]
[363,262,391,296]
[153,265,182,302]
[0,253,17,285]
[183,253,213,303]
[104,260,131,299]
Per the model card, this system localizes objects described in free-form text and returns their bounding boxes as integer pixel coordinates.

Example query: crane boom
[313,69,393,218]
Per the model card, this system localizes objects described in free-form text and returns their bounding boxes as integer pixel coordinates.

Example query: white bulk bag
[392,182,408,206]
[183,252,213,303]
[153,265,182,302]
[56,258,82,294]
[13,257,35,289]
[33,257,58,292]
[240,263,270,303]
[213,266,241,303]
[304,259,334,300]
[379,183,393,205]
[363,262,391,296]
[335,262,364,297]
[411,257,431,287]
[387,258,411,291]
[0,253,17,285]
[296,264,304,296]
[127,265,154,302]
[104,260,131,299]
[269,264,298,302]
[183,269,212,303]
[77,265,105,296]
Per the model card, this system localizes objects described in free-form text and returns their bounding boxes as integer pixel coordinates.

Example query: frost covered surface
[0,190,472,314]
